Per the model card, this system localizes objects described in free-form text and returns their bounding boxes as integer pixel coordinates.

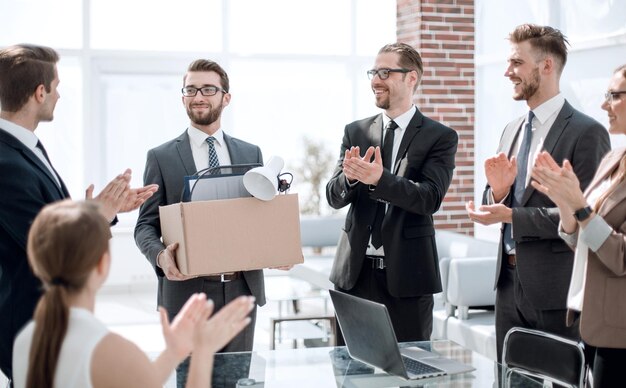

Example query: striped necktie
[206,136,220,174]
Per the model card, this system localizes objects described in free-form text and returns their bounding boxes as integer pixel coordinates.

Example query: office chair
[502,327,586,388]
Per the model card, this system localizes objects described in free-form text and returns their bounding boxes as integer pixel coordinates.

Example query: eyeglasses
[181,86,226,97]
[604,91,626,104]
[366,68,411,80]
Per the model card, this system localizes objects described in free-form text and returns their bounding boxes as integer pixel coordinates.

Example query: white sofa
[433,230,499,360]
[436,230,498,319]
[289,216,501,360]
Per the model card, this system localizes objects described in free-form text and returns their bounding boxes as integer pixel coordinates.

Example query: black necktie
[503,111,534,253]
[35,140,69,196]
[36,140,52,165]
[382,120,398,170]
[36,140,59,184]
[371,120,398,249]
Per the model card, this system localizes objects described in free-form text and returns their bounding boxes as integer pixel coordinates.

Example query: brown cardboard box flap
[159,194,303,276]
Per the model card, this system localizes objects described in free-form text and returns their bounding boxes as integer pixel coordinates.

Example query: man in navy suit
[326,43,458,343]
[0,44,157,383]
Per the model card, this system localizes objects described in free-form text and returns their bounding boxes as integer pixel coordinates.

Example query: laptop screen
[329,290,408,377]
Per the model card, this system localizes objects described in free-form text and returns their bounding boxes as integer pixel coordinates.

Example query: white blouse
[13,307,109,388]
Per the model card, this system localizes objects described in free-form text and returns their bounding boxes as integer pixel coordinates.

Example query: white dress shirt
[366,105,417,256]
[381,105,416,171]
[187,125,232,172]
[515,93,565,188]
[488,93,566,204]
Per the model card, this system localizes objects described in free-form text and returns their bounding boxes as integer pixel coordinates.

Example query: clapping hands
[531,152,586,212]
[159,293,254,363]
[85,168,158,221]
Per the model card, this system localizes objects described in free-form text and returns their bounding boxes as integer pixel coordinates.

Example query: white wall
[474,0,626,240]
[108,228,157,290]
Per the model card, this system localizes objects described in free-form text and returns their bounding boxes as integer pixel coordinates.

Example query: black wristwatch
[573,205,593,222]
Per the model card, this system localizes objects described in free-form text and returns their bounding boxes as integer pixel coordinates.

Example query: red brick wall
[397,0,475,234]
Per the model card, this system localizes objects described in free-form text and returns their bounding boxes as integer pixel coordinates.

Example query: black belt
[366,255,385,269]
[204,272,241,282]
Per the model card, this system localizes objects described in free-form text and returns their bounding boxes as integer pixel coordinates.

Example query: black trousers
[495,265,580,362]
[174,278,256,388]
[590,346,626,388]
[335,259,433,346]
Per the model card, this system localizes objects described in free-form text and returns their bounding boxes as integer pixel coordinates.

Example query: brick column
[397,0,475,234]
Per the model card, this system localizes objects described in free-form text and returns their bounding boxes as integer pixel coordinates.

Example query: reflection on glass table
[209,340,543,388]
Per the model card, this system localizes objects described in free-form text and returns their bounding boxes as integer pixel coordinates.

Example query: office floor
[94,275,333,388]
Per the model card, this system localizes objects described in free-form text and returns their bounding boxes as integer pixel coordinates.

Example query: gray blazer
[134,130,266,315]
[484,100,610,310]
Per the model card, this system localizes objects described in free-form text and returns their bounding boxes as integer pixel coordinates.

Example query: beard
[375,96,390,110]
[186,101,223,126]
[513,67,540,101]
[374,90,390,110]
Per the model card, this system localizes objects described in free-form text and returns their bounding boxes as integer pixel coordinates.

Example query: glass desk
[210,340,542,387]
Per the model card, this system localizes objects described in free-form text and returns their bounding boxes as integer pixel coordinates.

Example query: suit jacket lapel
[20,149,54,185]
[588,149,626,214]
[0,127,68,198]
[175,131,197,175]
[540,101,574,156]
[602,177,626,215]
[223,132,241,163]
[369,115,383,151]
[584,150,623,197]
[502,117,525,158]
[20,147,68,198]
[55,170,71,197]
[520,101,574,205]
[392,109,423,175]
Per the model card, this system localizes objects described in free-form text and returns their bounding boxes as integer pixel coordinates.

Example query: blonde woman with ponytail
[12,200,254,388]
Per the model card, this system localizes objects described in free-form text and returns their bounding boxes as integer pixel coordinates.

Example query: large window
[0,0,83,48]
[90,0,223,51]
[1,0,396,226]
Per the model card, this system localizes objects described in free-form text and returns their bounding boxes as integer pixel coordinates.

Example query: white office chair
[502,327,586,388]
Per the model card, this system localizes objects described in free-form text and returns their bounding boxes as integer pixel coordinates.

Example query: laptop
[329,290,475,380]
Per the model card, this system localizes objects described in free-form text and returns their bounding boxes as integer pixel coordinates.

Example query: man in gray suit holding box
[135,59,266,387]
[467,24,610,362]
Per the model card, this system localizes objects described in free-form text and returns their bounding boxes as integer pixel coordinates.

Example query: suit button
[367,225,372,231]
[341,191,346,198]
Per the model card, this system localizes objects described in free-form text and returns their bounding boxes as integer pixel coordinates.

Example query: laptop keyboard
[401,355,445,377]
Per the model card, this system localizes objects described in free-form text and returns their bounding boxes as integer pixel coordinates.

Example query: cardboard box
[159,194,303,276]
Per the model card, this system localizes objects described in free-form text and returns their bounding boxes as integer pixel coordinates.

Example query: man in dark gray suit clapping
[467,24,610,362]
